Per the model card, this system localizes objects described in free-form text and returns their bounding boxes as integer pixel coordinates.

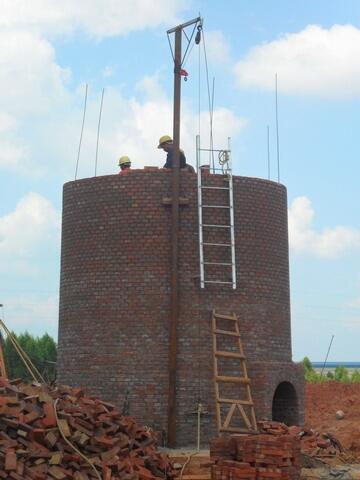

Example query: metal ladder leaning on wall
[196,135,236,289]
[212,310,257,433]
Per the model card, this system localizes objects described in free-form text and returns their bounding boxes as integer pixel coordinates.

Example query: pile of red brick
[210,432,301,480]
[259,421,344,459]
[0,377,175,479]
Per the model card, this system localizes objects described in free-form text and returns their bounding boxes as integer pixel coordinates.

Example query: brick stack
[210,434,301,480]
[0,377,175,479]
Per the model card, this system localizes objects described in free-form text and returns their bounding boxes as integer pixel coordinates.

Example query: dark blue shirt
[163,149,187,169]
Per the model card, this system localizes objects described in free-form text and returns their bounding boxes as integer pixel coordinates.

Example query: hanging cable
[198,33,201,138]
[94,88,105,177]
[201,28,215,171]
[75,83,88,180]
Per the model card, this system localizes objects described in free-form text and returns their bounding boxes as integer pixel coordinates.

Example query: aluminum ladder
[196,135,236,289]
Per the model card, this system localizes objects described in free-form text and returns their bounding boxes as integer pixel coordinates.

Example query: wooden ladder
[212,310,257,434]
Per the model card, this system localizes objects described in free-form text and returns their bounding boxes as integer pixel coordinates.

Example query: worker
[157,135,188,169]
[118,155,131,175]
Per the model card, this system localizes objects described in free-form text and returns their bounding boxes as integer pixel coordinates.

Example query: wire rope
[201,29,215,171]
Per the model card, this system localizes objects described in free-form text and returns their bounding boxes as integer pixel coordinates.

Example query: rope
[75,83,88,180]
[179,451,201,480]
[0,319,45,383]
[54,398,102,480]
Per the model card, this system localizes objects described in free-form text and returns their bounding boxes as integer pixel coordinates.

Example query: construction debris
[209,420,359,480]
[0,377,175,479]
[210,430,301,480]
[259,421,358,465]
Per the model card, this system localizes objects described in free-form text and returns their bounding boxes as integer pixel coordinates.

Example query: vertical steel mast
[166,16,201,448]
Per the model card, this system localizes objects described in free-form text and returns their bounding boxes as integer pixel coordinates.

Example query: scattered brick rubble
[209,421,355,480]
[0,377,175,479]
[210,429,301,480]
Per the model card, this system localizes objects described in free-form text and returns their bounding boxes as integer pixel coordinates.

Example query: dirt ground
[306,382,360,454]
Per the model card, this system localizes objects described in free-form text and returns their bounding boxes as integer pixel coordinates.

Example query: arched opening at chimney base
[272,381,299,425]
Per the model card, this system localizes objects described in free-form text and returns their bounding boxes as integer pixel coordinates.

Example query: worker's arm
[180,150,186,169]
[163,152,172,169]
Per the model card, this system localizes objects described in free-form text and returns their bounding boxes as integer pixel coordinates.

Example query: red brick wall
[57,169,304,447]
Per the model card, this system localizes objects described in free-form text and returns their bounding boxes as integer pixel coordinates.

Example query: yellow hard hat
[157,135,173,148]
[118,155,131,166]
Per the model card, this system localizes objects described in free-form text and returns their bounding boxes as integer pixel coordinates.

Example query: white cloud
[203,30,231,64]
[0,0,186,37]
[348,296,360,308]
[0,31,69,116]
[234,24,360,98]
[56,79,247,178]
[288,196,360,258]
[2,295,58,338]
[0,192,60,258]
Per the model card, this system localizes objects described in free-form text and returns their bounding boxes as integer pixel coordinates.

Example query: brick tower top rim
[65,170,287,191]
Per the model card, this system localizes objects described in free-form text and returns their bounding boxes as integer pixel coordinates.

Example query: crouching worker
[158,135,194,171]
[118,155,131,175]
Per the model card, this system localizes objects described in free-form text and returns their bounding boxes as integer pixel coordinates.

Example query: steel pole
[168,26,182,448]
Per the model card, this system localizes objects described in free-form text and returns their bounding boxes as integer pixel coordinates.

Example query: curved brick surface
[57,170,304,446]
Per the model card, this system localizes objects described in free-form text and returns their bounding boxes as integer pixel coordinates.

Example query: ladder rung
[203,262,233,266]
[215,375,250,384]
[218,398,254,405]
[202,242,232,247]
[214,329,240,337]
[213,313,237,320]
[201,205,230,209]
[215,351,245,359]
[205,280,234,285]
[201,186,229,190]
[220,427,257,433]
[201,224,231,228]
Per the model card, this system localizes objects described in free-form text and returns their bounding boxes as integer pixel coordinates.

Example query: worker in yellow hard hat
[158,135,188,169]
[118,155,131,175]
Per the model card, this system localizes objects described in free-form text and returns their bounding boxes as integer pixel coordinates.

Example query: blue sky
[1,0,360,362]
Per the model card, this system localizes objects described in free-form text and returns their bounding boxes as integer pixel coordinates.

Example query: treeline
[302,356,360,383]
[2,332,57,382]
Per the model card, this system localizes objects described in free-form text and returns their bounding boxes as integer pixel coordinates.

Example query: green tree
[2,332,57,383]
[351,369,360,383]
[302,357,321,382]
[334,365,349,383]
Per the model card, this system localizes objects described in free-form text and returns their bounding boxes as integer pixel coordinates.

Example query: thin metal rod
[320,335,335,378]
[275,74,280,183]
[168,26,182,449]
[267,125,270,180]
[75,83,88,180]
[94,88,105,177]
[210,77,215,172]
